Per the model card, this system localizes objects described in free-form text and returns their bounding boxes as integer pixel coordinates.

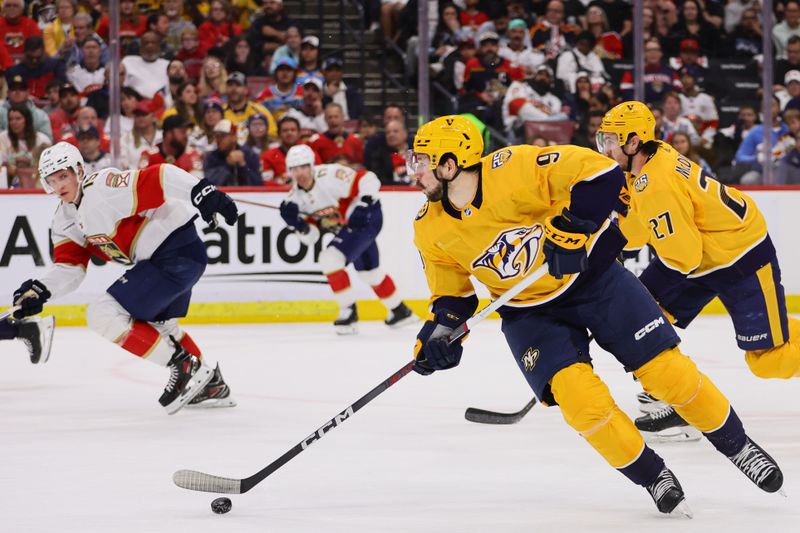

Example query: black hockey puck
[211,497,232,514]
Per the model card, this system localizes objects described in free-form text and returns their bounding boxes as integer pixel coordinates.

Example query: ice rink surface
[1,315,798,533]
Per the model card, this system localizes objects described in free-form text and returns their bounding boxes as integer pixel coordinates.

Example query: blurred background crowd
[1,0,798,189]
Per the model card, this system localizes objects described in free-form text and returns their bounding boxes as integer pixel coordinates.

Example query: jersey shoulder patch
[415,201,429,220]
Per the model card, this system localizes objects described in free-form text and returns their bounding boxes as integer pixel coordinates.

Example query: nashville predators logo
[521,347,540,372]
[472,225,543,280]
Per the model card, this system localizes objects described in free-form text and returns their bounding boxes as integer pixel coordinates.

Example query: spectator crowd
[2,0,800,187]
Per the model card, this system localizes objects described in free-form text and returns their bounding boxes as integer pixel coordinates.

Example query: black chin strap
[622,143,641,173]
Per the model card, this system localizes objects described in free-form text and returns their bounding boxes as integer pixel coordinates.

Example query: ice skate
[637,391,668,414]
[728,437,784,494]
[646,467,693,518]
[16,316,55,364]
[159,339,213,415]
[384,302,418,328]
[186,363,237,409]
[334,304,358,335]
[635,404,702,443]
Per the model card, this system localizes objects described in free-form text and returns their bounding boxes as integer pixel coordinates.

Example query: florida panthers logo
[472,225,543,280]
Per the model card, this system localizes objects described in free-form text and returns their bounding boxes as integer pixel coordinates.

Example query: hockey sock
[634,347,733,433]
[745,318,800,378]
[326,269,356,308]
[551,363,662,484]
[0,318,19,340]
[359,270,402,310]
[114,320,174,366]
[179,332,202,358]
[702,406,747,457]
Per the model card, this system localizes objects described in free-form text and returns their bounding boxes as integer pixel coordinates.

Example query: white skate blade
[164,364,214,415]
[185,396,238,409]
[335,324,358,335]
[671,500,693,519]
[37,315,56,364]
[386,314,419,329]
[641,425,703,444]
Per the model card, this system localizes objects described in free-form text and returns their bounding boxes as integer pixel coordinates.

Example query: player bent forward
[12,142,238,414]
[279,144,416,334]
[409,116,783,516]
[598,101,800,442]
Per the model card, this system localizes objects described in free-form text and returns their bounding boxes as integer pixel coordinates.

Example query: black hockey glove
[279,201,309,233]
[413,309,465,376]
[543,208,597,280]
[191,179,239,227]
[13,279,51,319]
[347,196,377,230]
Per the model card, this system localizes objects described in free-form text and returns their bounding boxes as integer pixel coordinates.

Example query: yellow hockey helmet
[412,115,484,170]
[598,101,656,149]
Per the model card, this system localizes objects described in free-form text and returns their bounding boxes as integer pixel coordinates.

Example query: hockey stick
[0,306,21,321]
[465,397,538,425]
[173,263,550,495]
[232,197,313,217]
[464,334,596,425]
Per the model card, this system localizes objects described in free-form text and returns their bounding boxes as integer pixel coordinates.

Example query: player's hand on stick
[12,279,51,319]
[413,309,465,375]
[543,208,597,279]
[347,196,376,229]
[279,201,310,233]
[191,179,239,227]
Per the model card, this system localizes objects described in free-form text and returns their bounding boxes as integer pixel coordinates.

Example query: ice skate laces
[164,363,180,393]
[651,403,675,420]
[649,469,677,502]
[730,441,775,486]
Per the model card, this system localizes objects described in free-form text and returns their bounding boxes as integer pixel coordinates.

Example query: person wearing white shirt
[677,68,718,148]
[499,18,544,76]
[555,31,607,92]
[774,1,800,59]
[66,35,106,95]
[502,65,566,133]
[122,32,169,99]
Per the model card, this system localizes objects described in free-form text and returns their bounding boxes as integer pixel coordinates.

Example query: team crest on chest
[472,225,543,280]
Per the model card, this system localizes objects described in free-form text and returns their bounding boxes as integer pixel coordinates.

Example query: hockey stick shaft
[232,197,315,217]
[0,306,21,321]
[173,264,550,494]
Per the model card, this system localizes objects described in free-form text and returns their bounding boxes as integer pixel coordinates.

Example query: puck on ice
[211,497,232,514]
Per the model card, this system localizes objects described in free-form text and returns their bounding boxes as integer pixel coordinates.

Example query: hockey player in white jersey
[279,144,417,334]
[11,142,238,414]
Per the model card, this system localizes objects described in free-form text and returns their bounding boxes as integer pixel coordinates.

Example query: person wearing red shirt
[460,0,490,29]
[138,115,204,178]
[198,0,243,52]
[175,27,209,84]
[0,40,12,71]
[95,0,147,53]
[260,115,320,184]
[309,102,363,165]
[0,0,41,63]
[49,82,81,142]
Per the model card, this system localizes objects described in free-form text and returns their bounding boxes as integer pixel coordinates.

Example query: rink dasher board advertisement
[0,189,798,323]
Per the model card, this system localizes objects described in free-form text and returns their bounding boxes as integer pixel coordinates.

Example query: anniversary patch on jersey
[415,201,429,220]
[105,172,131,188]
[491,149,512,169]
[86,235,133,265]
[472,225,543,280]
[521,347,540,371]
[633,174,648,192]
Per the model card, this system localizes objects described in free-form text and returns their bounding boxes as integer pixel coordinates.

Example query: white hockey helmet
[38,142,85,193]
[285,144,316,170]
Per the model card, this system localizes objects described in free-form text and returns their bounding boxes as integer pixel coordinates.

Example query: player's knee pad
[745,318,800,378]
[551,363,644,467]
[85,295,132,341]
[357,268,385,286]
[634,347,730,432]
[319,247,346,274]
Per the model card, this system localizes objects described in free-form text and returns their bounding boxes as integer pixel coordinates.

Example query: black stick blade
[173,469,243,494]
[464,397,537,425]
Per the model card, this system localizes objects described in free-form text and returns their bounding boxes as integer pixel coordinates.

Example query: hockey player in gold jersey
[407,115,783,516]
[597,101,800,440]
